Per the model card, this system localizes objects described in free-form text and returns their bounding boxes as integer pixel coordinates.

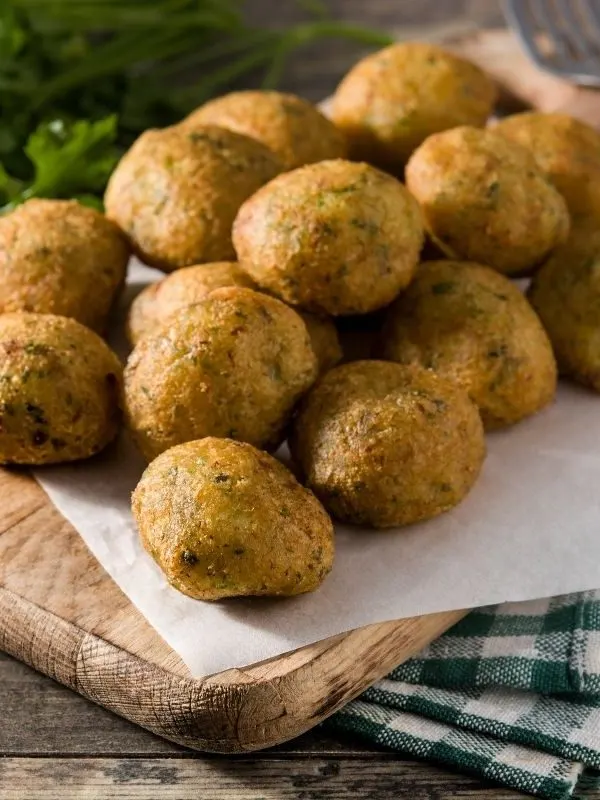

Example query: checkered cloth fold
[328,592,600,799]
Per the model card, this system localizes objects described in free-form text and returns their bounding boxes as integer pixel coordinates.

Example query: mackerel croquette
[331,42,496,173]
[378,260,557,428]
[233,159,424,316]
[0,313,122,464]
[184,90,346,171]
[104,125,282,271]
[290,361,485,528]
[126,262,257,346]
[494,112,600,220]
[0,199,129,332]
[132,437,334,600]
[124,287,317,461]
[125,262,341,373]
[528,229,600,393]
[405,126,569,276]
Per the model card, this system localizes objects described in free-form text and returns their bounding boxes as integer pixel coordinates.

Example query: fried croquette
[132,437,334,600]
[233,159,423,315]
[0,313,122,464]
[124,287,317,460]
[378,260,557,428]
[290,360,485,528]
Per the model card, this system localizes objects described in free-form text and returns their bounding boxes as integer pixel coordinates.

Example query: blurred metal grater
[503,0,600,86]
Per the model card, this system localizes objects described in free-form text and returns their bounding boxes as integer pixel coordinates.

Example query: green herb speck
[24,342,49,356]
[431,282,456,295]
[487,344,508,359]
[486,181,500,207]
[350,218,378,235]
[269,362,283,382]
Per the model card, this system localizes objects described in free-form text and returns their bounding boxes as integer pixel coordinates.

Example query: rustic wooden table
[4,2,600,798]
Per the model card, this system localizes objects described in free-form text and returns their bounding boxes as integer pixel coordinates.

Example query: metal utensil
[503,0,600,86]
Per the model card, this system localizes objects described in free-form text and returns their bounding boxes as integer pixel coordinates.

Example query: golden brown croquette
[405,126,569,276]
[528,229,600,393]
[124,287,317,460]
[0,313,122,464]
[331,42,496,173]
[290,360,485,528]
[104,125,282,271]
[0,199,129,332]
[183,90,346,171]
[132,437,334,600]
[233,159,423,316]
[493,112,600,220]
[378,260,557,428]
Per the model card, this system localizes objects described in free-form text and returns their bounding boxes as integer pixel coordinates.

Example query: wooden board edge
[0,583,466,753]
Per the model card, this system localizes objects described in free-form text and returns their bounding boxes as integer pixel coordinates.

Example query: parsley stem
[281,20,394,49]
[2,0,392,208]
[155,29,276,79]
[172,46,279,106]
[28,28,209,111]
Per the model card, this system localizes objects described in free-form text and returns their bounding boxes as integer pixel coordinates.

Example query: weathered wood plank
[0,653,389,758]
[0,571,465,753]
[0,757,564,799]
[0,653,181,756]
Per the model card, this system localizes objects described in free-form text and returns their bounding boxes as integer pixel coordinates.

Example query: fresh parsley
[0,1,391,210]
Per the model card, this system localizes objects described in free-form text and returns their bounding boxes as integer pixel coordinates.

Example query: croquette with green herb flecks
[290,360,485,528]
[405,126,569,276]
[126,263,341,374]
[104,125,282,271]
[124,287,317,461]
[0,313,122,464]
[378,260,557,429]
[233,159,424,316]
[331,42,496,173]
[0,199,129,332]
[132,437,335,600]
[126,261,257,346]
[183,90,346,171]
[493,112,600,222]
[528,229,600,393]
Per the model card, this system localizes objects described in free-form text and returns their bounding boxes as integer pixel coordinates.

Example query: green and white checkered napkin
[328,592,600,799]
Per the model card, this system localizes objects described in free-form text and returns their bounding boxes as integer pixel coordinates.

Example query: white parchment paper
[33,261,600,677]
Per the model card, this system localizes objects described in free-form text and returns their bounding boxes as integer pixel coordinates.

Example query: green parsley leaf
[1,115,120,211]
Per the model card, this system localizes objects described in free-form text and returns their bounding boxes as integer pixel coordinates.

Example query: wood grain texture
[0,470,186,674]
[0,467,465,753]
[1,757,565,800]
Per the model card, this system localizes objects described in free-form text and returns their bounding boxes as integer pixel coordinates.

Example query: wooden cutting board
[0,469,465,753]
[2,28,600,755]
